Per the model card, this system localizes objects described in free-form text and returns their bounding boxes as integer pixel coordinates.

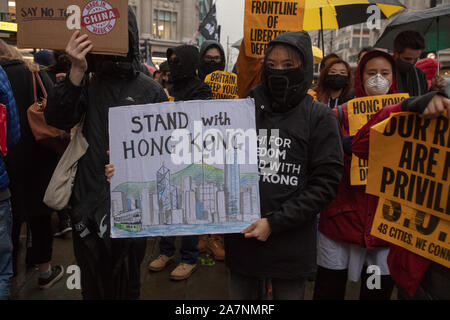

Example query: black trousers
[313,265,395,300]
[72,230,147,300]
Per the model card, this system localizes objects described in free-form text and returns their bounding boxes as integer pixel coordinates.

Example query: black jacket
[167,45,211,101]
[396,59,428,97]
[224,32,344,279]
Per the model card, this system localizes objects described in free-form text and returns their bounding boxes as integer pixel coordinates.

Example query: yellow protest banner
[347,93,409,186]
[351,156,369,186]
[204,71,238,100]
[366,112,450,222]
[347,94,409,136]
[243,0,305,58]
[370,198,450,268]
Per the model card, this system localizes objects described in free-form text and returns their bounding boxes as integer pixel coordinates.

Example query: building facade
[309,0,450,70]
[129,0,212,66]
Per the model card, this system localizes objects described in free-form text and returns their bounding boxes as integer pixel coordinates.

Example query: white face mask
[364,73,391,96]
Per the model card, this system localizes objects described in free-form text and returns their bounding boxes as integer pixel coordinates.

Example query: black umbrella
[375,4,450,73]
[302,0,405,55]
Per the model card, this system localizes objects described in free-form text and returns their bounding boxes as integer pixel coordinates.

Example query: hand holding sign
[242,218,271,242]
[66,30,93,86]
[422,95,450,119]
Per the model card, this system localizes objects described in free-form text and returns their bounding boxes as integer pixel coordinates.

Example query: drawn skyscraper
[224,137,241,220]
[157,165,172,214]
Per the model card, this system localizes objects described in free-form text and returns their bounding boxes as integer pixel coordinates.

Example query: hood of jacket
[198,40,226,80]
[262,31,313,110]
[200,40,225,62]
[86,6,141,78]
[354,50,398,98]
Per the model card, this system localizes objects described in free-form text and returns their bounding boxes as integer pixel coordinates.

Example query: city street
[9,214,397,300]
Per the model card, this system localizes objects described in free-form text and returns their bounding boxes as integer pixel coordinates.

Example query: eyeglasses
[204,55,221,63]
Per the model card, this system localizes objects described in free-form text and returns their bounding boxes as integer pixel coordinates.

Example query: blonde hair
[0,39,39,72]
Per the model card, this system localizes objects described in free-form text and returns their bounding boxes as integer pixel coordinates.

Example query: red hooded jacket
[319,50,398,249]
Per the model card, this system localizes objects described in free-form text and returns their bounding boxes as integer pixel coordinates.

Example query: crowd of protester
[0,6,449,300]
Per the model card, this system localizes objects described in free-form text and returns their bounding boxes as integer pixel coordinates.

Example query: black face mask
[199,60,225,80]
[168,61,185,84]
[262,67,305,111]
[325,74,349,90]
[87,54,134,78]
[397,58,413,74]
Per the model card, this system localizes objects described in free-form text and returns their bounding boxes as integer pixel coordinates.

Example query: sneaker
[170,263,197,281]
[148,254,174,272]
[38,265,64,289]
[198,235,208,253]
[54,214,72,238]
[206,234,225,261]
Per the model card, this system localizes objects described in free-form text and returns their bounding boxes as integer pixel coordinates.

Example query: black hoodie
[44,7,168,299]
[198,40,226,81]
[167,45,212,101]
[224,31,344,279]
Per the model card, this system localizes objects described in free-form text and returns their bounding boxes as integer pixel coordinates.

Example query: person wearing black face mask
[313,58,354,108]
[224,31,343,300]
[166,45,212,101]
[198,40,226,81]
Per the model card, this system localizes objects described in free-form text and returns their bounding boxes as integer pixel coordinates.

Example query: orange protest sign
[366,112,450,222]
[243,0,305,58]
[204,71,238,100]
[347,93,409,186]
[371,198,450,268]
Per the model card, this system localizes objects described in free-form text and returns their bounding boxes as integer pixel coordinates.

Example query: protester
[309,53,341,99]
[44,50,73,238]
[313,58,354,108]
[0,40,64,289]
[45,7,168,299]
[0,66,20,300]
[198,40,226,81]
[158,61,171,91]
[394,30,446,96]
[147,44,211,281]
[314,50,398,300]
[167,45,212,101]
[197,39,228,261]
[224,31,343,300]
[352,81,450,300]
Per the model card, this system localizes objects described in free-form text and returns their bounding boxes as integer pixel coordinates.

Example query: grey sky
[216,0,244,70]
